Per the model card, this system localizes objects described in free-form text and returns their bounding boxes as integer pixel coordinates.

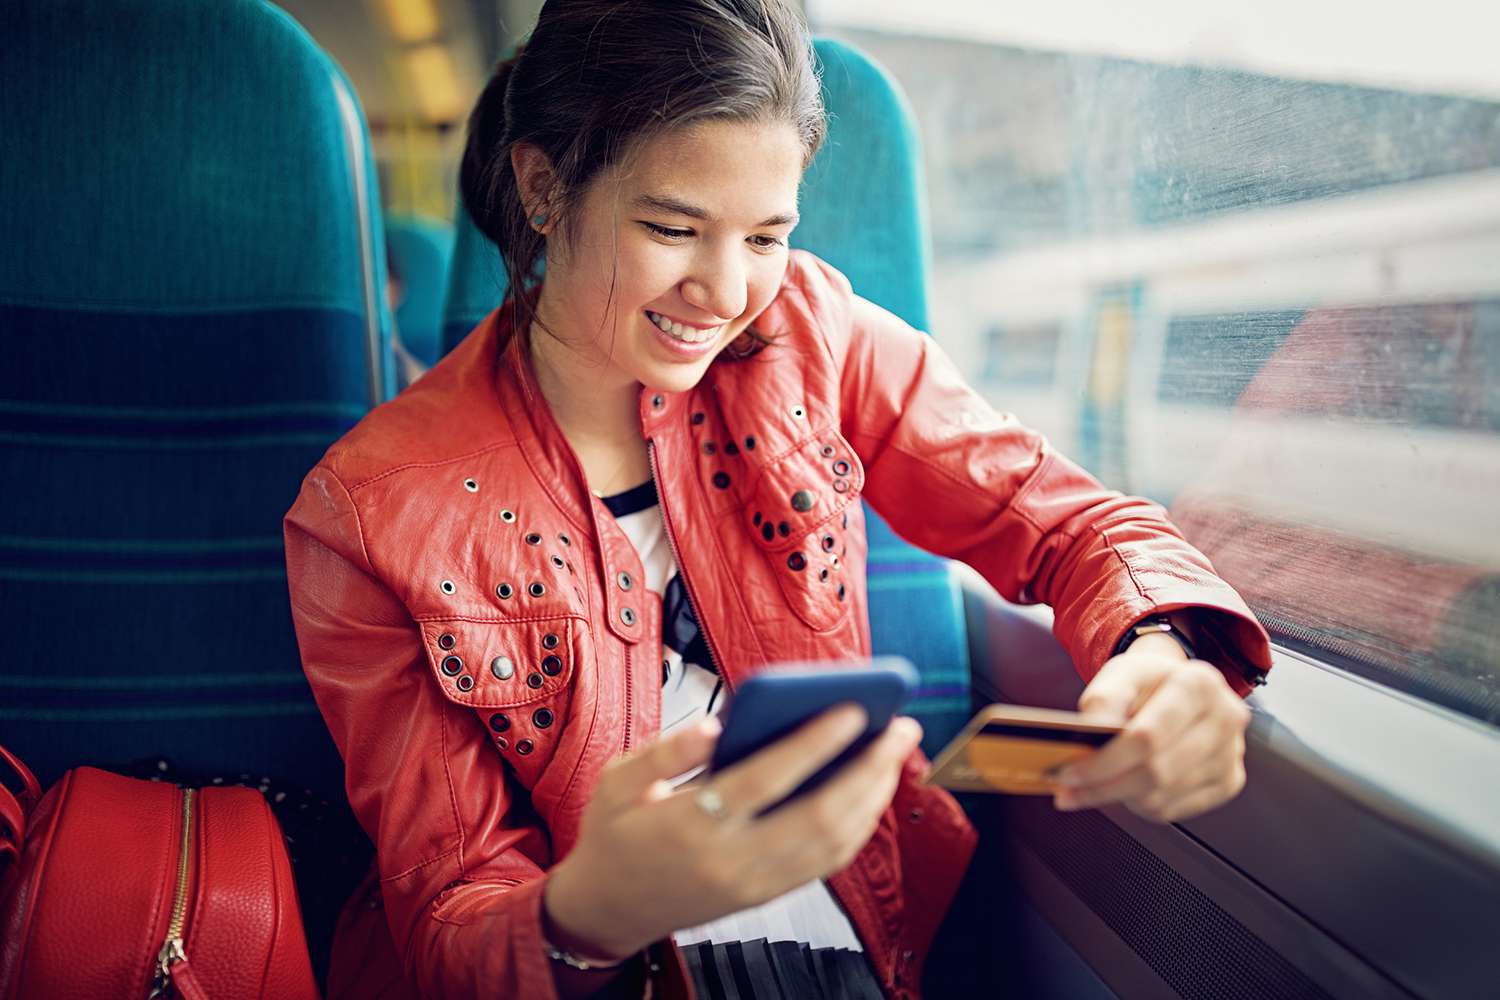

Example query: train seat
[439,37,974,756]
[386,213,455,369]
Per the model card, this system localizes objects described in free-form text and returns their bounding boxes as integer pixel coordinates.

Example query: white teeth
[646,310,718,345]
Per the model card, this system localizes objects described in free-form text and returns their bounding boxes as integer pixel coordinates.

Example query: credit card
[924,704,1122,795]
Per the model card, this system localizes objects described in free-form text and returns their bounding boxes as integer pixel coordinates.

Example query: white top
[600,481,863,952]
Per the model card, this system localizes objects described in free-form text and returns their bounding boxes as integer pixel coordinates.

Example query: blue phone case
[708,657,919,814]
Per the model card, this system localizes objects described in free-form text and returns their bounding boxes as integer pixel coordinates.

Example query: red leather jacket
[284,250,1272,1000]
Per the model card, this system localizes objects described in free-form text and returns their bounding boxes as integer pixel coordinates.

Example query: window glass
[810,15,1500,725]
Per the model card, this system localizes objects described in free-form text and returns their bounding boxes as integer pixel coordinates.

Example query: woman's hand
[1051,632,1252,823]
[544,705,923,960]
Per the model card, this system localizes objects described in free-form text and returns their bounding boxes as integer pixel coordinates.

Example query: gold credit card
[924,704,1123,795]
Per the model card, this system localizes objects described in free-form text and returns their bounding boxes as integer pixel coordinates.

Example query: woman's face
[533,119,805,396]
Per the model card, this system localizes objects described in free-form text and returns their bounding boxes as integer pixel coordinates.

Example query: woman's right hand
[542,703,924,960]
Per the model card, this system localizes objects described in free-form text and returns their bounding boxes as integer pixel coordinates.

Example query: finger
[1076,651,1178,722]
[711,703,871,818]
[596,715,722,813]
[1060,670,1215,788]
[1126,758,1247,824]
[1056,715,1233,811]
[749,717,920,856]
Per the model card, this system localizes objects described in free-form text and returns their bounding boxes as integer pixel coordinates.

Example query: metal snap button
[463,479,478,493]
[533,708,554,728]
[790,490,815,512]
[489,712,510,732]
[550,554,565,569]
[440,580,456,595]
[541,655,563,676]
[456,674,475,692]
[500,509,516,523]
[833,460,850,476]
[491,656,515,680]
[440,655,463,676]
[617,571,633,591]
[527,672,544,689]
[516,739,534,756]
[496,582,514,600]
[524,532,542,546]
[832,478,849,493]
[438,633,456,650]
[712,472,731,490]
[620,607,637,627]
[528,582,546,597]
[542,633,560,650]
[787,552,807,571]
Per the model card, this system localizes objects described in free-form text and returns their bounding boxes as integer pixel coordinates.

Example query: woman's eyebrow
[631,193,799,227]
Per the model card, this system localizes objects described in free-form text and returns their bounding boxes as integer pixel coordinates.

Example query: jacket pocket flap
[418,616,578,709]
[744,429,863,553]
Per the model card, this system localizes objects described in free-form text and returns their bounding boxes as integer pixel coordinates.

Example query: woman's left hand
[1051,632,1252,823]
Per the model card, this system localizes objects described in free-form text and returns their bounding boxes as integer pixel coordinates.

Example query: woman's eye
[643,222,690,240]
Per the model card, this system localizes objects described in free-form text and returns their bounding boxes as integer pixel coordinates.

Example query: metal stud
[516,739,534,756]
[500,509,517,523]
[691,412,705,425]
[456,674,475,692]
[838,583,847,601]
[542,633,560,650]
[832,478,849,493]
[724,441,739,456]
[651,394,664,409]
[791,405,806,419]
[787,552,807,571]
[558,533,571,547]
[496,582,514,600]
[491,656,515,680]
[753,512,762,526]
[833,460,850,476]
[761,523,775,542]
[778,521,791,537]
[489,712,510,732]
[534,708,555,729]
[790,490,815,512]
[463,479,479,493]
[617,571,633,591]
[744,436,756,451]
[438,633,456,650]
[703,442,716,455]
[620,607,637,627]
[822,535,836,552]
[441,655,463,676]
[713,472,731,490]
[820,444,835,458]
[440,580,456,595]
[527,672,544,689]
[529,582,546,598]
[496,736,509,750]
[819,568,830,582]
[542,655,563,676]
[525,532,542,546]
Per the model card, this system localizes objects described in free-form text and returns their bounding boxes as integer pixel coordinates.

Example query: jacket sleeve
[284,464,570,999]
[807,261,1272,694]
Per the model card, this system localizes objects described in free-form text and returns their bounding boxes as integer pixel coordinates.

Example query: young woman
[284,1,1272,997]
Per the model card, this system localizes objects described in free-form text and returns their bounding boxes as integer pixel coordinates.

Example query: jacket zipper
[622,644,634,752]
[147,787,194,999]
[646,441,731,690]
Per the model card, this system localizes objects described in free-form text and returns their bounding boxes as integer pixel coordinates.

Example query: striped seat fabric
[0,0,392,800]
[440,38,972,755]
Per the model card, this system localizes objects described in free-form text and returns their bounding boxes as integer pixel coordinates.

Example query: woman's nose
[681,247,747,321]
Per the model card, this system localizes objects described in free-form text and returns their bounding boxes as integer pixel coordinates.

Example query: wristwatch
[1115,614,1198,661]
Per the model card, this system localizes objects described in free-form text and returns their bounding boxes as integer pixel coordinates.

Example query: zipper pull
[147,937,186,998]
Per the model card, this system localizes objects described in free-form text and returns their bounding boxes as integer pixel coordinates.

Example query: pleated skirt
[680,938,885,1000]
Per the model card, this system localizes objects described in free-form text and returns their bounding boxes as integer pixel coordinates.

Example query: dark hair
[459,0,825,359]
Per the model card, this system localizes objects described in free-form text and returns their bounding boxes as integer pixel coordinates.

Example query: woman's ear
[510,142,559,223]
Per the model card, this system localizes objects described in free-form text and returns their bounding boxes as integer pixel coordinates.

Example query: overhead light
[378,0,441,44]
[403,44,466,121]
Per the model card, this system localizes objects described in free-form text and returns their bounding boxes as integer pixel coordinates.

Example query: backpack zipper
[146,787,194,999]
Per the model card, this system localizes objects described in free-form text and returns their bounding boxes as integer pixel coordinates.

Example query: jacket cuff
[1100,603,1273,698]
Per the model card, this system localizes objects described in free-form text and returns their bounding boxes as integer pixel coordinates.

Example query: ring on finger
[694,784,732,822]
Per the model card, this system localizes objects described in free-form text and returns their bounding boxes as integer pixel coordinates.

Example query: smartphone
[924,704,1123,795]
[708,657,919,814]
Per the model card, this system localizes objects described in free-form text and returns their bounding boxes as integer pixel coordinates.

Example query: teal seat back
[440,38,971,755]
[0,0,392,798]
[386,214,455,367]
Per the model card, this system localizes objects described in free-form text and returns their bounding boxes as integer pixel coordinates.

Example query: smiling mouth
[645,309,723,345]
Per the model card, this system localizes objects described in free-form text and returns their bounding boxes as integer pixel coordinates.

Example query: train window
[813,3,1500,725]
